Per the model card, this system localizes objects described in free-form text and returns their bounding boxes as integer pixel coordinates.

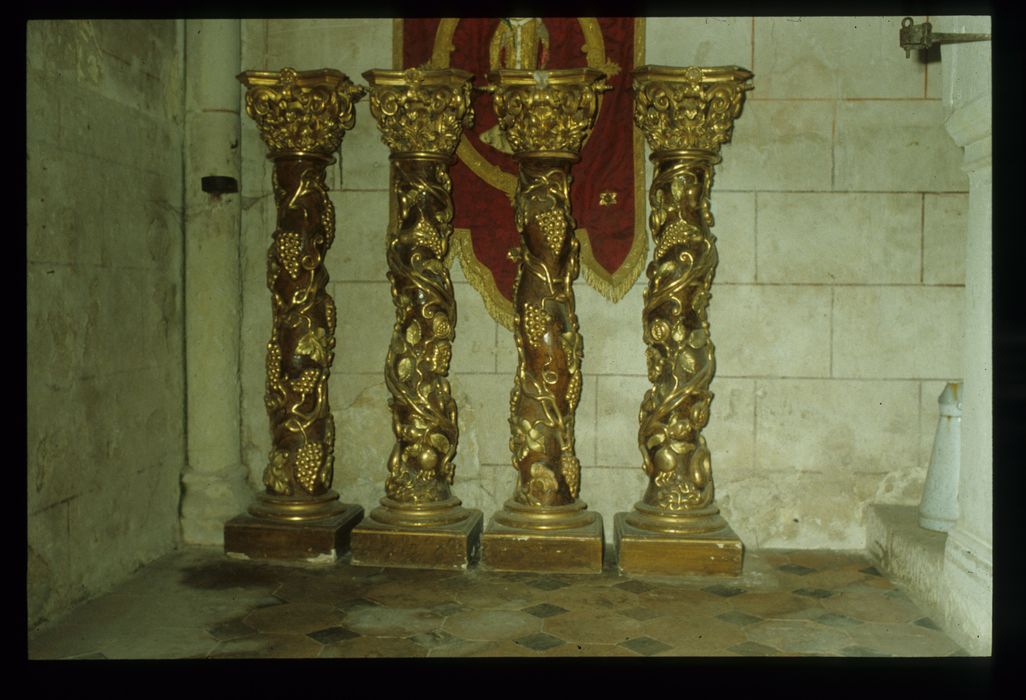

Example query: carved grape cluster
[276,231,302,279]
[294,442,323,494]
[265,341,283,408]
[523,303,552,348]
[289,368,320,396]
[535,209,566,253]
[561,454,581,499]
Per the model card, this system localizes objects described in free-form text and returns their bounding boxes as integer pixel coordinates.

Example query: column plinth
[348,68,483,570]
[615,65,752,576]
[224,68,365,562]
[479,68,609,574]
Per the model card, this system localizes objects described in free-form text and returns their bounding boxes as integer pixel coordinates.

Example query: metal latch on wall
[899,17,991,58]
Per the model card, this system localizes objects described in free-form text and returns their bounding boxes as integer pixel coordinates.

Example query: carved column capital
[632,65,752,158]
[363,68,474,157]
[238,67,365,158]
[487,68,609,157]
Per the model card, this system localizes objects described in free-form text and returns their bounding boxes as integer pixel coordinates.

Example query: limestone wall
[26,20,186,627]
[236,17,969,550]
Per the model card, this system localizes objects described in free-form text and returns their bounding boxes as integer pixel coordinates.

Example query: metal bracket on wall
[899,17,991,59]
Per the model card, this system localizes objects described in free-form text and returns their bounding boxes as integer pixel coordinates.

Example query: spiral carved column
[480,68,609,574]
[350,68,484,570]
[224,68,365,561]
[614,65,753,576]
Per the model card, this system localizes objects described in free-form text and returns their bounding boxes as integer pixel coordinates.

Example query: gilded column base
[481,500,604,574]
[350,500,484,570]
[613,511,744,576]
[223,501,364,563]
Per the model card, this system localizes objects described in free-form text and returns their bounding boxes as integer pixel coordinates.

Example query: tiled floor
[27,546,967,659]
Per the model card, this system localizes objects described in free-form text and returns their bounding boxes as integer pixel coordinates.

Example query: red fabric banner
[399,18,646,327]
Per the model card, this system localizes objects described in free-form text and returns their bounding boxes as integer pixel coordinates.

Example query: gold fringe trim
[576,16,649,304]
[449,227,516,331]
[577,223,647,304]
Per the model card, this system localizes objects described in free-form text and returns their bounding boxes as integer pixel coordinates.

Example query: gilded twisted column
[349,68,484,569]
[481,68,609,573]
[224,67,365,561]
[614,65,753,576]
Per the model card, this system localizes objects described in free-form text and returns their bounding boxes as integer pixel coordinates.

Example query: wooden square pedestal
[481,515,604,574]
[223,504,364,562]
[614,512,744,576]
[350,510,484,570]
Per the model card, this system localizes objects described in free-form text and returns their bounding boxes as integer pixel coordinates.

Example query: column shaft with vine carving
[225,68,365,561]
[633,151,724,527]
[615,65,752,576]
[349,69,482,569]
[381,155,461,511]
[261,155,340,506]
[481,68,608,573]
[507,157,583,510]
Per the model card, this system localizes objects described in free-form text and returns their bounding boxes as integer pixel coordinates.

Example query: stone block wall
[237,17,969,551]
[26,20,186,627]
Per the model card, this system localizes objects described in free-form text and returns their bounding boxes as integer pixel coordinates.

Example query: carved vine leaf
[296,327,329,365]
[264,449,291,494]
[526,462,559,504]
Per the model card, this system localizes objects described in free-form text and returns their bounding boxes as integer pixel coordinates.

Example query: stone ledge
[865,503,947,610]
[864,503,990,655]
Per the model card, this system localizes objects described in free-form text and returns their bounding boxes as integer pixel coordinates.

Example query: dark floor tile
[728,641,780,656]
[841,644,891,657]
[529,577,569,591]
[614,580,655,594]
[859,566,883,577]
[702,584,746,598]
[319,635,429,658]
[208,633,323,658]
[523,603,569,619]
[307,626,361,644]
[620,636,673,656]
[514,632,565,652]
[793,588,835,599]
[716,610,762,627]
[778,563,817,576]
[208,618,257,641]
[814,612,863,628]
[914,617,941,631]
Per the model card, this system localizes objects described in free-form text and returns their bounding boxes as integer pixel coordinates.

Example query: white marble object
[919,382,962,532]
